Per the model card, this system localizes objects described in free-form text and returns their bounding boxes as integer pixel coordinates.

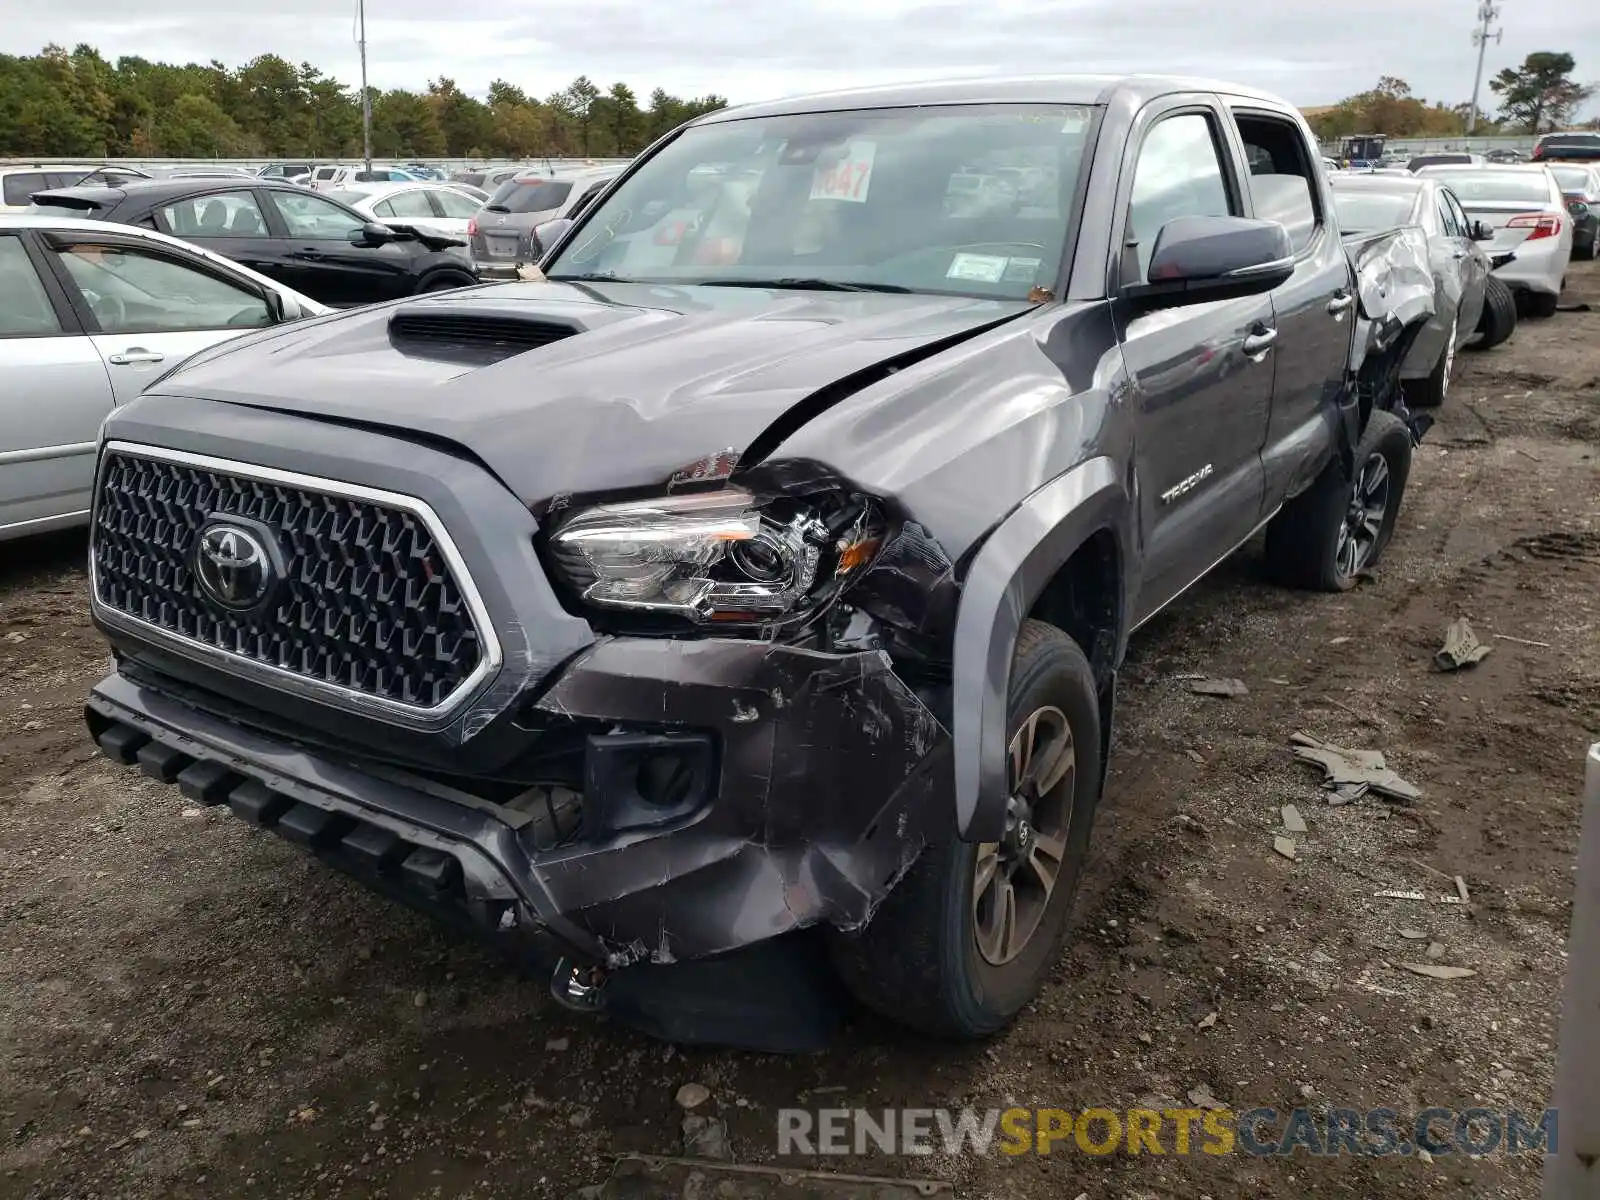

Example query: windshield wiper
[698,278,914,294]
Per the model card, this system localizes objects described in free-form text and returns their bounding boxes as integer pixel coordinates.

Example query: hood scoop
[388,306,581,365]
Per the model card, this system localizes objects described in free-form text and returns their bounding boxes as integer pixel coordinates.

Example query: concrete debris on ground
[1189,677,1249,698]
[674,1082,711,1110]
[1400,963,1477,981]
[1290,732,1422,803]
[1426,942,1447,960]
[1273,836,1297,861]
[1398,928,1429,940]
[1281,804,1307,834]
[1186,1083,1226,1110]
[1434,618,1493,672]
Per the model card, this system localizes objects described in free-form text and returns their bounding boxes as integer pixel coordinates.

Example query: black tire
[829,620,1102,1038]
[1468,276,1517,352]
[1263,409,1412,593]
[1408,316,1456,408]
[1525,290,1559,319]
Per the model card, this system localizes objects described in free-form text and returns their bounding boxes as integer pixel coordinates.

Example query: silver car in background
[1415,164,1574,317]
[1329,172,1493,406]
[468,167,619,278]
[0,215,328,541]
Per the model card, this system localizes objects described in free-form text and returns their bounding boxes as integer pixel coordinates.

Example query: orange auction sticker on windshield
[811,141,876,203]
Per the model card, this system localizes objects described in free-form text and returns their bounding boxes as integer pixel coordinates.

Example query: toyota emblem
[194,522,274,611]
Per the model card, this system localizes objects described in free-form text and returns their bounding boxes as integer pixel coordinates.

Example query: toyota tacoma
[84,76,1435,1048]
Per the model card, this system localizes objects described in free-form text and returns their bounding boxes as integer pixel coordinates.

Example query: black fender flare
[951,455,1131,842]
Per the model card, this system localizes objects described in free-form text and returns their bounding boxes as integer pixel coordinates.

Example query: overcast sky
[7,0,1598,115]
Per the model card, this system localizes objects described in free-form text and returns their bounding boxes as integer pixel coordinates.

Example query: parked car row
[0,214,328,539]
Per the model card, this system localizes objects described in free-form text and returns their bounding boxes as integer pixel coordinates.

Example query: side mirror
[348,220,406,247]
[263,289,286,323]
[1124,215,1294,308]
[1470,219,1494,241]
[529,217,574,262]
[1569,201,1592,219]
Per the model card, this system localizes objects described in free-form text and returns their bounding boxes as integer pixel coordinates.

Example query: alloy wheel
[1333,451,1391,579]
[973,705,1077,966]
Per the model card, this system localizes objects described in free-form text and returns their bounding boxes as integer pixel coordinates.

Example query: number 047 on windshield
[809,141,877,203]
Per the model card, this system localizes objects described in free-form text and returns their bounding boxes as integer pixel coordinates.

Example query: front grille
[92,448,487,711]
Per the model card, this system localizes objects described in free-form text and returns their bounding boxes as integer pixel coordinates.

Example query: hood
[149,280,1031,504]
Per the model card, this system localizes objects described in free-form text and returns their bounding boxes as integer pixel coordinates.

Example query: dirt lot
[2,263,1597,1200]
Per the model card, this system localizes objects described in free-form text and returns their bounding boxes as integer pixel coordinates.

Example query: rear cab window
[1232,109,1322,254]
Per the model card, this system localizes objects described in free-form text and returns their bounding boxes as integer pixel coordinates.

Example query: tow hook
[550,957,608,1014]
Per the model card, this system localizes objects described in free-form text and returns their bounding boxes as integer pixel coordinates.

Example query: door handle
[1326,291,1355,316]
[1242,326,1278,358]
[107,349,165,366]
[290,248,325,261]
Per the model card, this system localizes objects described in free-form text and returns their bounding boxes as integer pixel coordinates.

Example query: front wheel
[829,620,1102,1038]
[1263,408,1413,592]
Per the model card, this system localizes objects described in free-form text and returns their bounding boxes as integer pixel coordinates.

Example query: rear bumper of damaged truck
[85,633,949,983]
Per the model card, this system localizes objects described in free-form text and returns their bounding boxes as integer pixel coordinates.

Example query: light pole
[1466,0,1502,135]
[358,0,373,172]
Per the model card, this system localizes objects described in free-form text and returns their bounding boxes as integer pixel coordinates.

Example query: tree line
[1305,54,1595,142]
[0,44,729,160]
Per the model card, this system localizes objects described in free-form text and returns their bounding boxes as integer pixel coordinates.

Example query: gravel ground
[2,261,1597,1200]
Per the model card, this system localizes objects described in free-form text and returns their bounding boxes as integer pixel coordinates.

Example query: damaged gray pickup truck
[84,75,1437,1049]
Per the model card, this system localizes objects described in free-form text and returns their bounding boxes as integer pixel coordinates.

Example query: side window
[380,190,436,219]
[269,191,365,240]
[372,198,396,218]
[55,243,272,334]
[1444,191,1473,237]
[159,191,269,238]
[0,236,63,336]
[433,189,481,219]
[313,167,339,182]
[1233,111,1321,255]
[1436,192,1462,237]
[2,172,51,207]
[1128,113,1234,280]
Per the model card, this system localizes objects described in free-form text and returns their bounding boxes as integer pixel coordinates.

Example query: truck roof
[697,74,1300,123]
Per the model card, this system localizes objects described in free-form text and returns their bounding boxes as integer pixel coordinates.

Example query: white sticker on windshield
[1003,257,1042,282]
[947,253,1009,283]
[810,141,877,203]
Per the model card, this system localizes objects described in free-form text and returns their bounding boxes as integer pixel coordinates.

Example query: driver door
[43,235,276,406]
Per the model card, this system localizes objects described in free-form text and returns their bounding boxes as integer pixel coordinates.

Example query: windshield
[1422,171,1552,203]
[486,179,573,213]
[543,102,1096,299]
[1550,166,1592,190]
[1332,190,1417,232]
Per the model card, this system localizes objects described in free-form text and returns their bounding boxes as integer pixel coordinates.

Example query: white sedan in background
[0,215,329,542]
[323,182,487,238]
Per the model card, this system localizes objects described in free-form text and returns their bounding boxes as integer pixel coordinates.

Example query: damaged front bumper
[85,634,949,972]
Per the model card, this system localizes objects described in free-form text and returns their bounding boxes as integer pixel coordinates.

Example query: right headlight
[546,487,879,625]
